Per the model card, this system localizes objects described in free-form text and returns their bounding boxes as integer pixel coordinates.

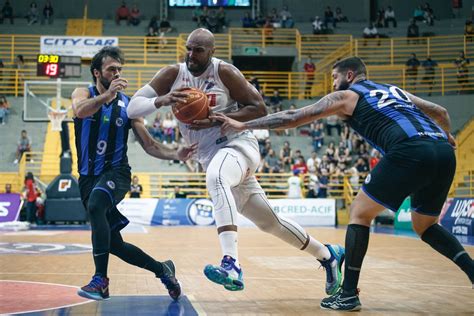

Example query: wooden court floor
[1,226,473,315]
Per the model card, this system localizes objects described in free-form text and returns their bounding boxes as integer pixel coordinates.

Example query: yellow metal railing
[229,28,300,49]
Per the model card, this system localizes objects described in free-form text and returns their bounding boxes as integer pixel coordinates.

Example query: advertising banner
[440,198,474,236]
[117,198,336,227]
[40,36,119,58]
[0,193,22,223]
[394,197,412,231]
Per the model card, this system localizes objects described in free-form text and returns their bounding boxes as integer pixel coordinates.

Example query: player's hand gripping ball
[172,88,210,124]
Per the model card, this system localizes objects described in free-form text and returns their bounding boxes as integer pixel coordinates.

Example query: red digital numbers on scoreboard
[45,63,58,76]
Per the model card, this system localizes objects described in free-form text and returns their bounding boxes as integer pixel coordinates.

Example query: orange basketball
[171,88,210,124]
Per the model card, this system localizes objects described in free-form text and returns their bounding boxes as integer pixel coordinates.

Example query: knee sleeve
[241,193,308,248]
[87,189,113,217]
[206,151,244,227]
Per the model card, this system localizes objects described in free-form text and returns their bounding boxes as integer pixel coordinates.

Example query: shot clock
[36,54,82,78]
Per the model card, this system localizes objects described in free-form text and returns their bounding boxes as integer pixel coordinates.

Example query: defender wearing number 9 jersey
[74,85,131,176]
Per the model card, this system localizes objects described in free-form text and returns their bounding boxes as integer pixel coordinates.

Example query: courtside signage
[0,193,22,223]
[440,198,474,236]
[40,36,119,58]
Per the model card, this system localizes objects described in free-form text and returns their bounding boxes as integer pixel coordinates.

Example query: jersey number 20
[370,86,410,108]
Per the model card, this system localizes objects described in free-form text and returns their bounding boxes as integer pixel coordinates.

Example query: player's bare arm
[72,78,128,118]
[131,118,197,161]
[127,65,188,119]
[407,92,451,133]
[211,90,355,134]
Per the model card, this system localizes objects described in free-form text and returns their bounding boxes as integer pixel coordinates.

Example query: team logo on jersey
[187,199,215,226]
[204,80,215,91]
[365,174,371,184]
[103,115,110,123]
[115,117,123,127]
[106,181,116,190]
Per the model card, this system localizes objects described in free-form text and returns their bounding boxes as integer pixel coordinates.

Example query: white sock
[218,230,239,266]
[303,236,331,261]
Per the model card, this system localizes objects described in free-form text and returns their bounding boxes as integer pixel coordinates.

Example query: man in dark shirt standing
[422,56,438,96]
[71,46,196,301]
[406,53,420,92]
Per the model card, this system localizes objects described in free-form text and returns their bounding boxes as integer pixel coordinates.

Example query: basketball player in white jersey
[127,28,344,294]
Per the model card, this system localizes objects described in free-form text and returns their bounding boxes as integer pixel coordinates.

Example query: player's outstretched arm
[131,118,197,161]
[72,78,127,118]
[211,90,353,134]
[127,65,187,119]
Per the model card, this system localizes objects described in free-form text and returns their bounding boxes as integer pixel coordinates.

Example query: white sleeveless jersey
[170,57,258,169]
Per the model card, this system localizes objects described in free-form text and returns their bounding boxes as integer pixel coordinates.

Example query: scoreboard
[37,54,82,78]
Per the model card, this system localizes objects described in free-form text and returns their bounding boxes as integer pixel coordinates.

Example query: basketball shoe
[320,288,361,311]
[317,244,345,295]
[160,260,182,300]
[204,255,244,291]
[77,275,110,300]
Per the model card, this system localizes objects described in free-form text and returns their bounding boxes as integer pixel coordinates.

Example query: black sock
[421,224,474,283]
[93,253,109,277]
[110,231,164,278]
[343,224,370,294]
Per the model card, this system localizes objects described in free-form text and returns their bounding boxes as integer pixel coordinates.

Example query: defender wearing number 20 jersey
[347,80,447,155]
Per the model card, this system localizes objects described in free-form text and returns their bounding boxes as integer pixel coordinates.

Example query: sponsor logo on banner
[441,198,474,236]
[187,199,215,226]
[117,199,158,225]
[40,36,119,58]
[269,199,336,226]
[394,197,413,231]
[58,179,72,192]
[0,242,91,255]
[0,194,22,223]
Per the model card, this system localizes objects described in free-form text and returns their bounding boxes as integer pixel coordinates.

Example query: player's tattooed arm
[407,92,451,133]
[131,118,197,161]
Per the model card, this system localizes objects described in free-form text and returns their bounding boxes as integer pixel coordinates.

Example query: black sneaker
[160,260,182,300]
[320,289,361,311]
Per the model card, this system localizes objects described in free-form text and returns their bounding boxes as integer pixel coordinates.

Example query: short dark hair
[332,56,367,76]
[90,46,124,83]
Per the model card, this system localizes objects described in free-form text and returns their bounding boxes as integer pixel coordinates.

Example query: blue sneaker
[77,275,110,300]
[160,260,182,300]
[317,244,345,295]
[204,255,244,291]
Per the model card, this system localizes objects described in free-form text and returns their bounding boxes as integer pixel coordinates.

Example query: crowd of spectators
[193,5,227,33]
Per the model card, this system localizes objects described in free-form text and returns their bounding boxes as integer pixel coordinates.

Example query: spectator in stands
[323,6,336,29]
[129,175,143,198]
[263,18,274,43]
[129,3,141,26]
[249,75,260,92]
[422,56,438,96]
[205,9,219,33]
[413,5,424,22]
[27,2,39,25]
[171,186,187,198]
[4,183,12,193]
[280,140,293,171]
[192,6,202,25]
[384,6,397,28]
[42,0,53,25]
[0,94,10,125]
[115,1,130,25]
[159,16,172,34]
[162,112,178,144]
[148,112,163,140]
[375,8,385,28]
[306,173,320,198]
[15,54,25,69]
[326,115,341,136]
[261,138,272,158]
[148,16,159,32]
[310,121,324,151]
[465,20,474,41]
[354,157,369,174]
[253,128,269,154]
[287,169,302,199]
[363,22,380,46]
[325,141,336,163]
[279,5,294,28]
[24,172,37,224]
[268,8,280,27]
[340,123,352,150]
[199,6,209,28]
[335,7,348,23]
[292,155,308,174]
[146,27,159,52]
[216,6,227,30]
[407,19,420,44]
[14,130,32,164]
[312,16,323,35]
[406,53,420,91]
[307,151,320,174]
[264,149,281,173]
[454,51,470,94]
[269,89,283,112]
[317,168,329,198]
[304,56,316,99]
[423,3,434,26]
[242,12,255,28]
[0,0,14,24]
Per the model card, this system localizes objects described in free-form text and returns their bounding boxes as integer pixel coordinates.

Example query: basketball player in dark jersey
[71,46,196,301]
[212,56,474,311]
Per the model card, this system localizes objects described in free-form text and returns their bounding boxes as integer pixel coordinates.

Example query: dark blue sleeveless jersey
[347,80,447,155]
[74,86,131,176]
